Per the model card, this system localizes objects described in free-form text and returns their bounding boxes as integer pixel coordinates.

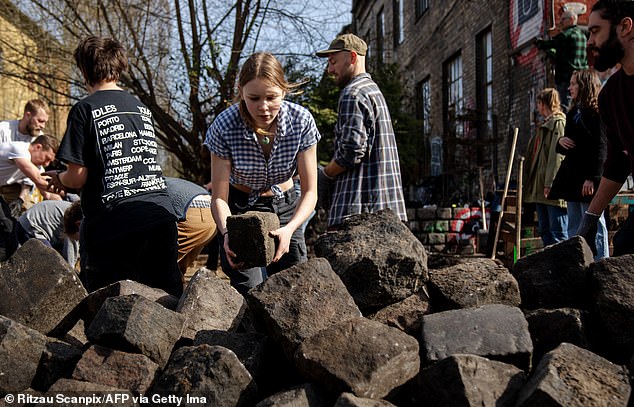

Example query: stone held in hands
[227,211,280,268]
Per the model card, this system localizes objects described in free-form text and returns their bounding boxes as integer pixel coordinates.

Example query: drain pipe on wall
[548,0,557,32]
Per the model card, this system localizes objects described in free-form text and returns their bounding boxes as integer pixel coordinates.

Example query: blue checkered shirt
[204,101,320,205]
[329,73,407,226]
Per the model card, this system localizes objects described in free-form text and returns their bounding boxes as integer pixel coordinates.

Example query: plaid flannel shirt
[328,73,407,227]
[538,25,588,84]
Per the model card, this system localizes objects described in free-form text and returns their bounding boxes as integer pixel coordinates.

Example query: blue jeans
[557,82,571,111]
[567,201,610,260]
[294,178,315,254]
[535,203,568,246]
[220,185,307,295]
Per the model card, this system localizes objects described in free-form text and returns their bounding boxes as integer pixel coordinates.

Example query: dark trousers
[613,210,634,256]
[205,234,220,270]
[82,221,183,297]
[15,221,53,248]
[557,81,571,112]
[0,197,18,261]
[219,185,306,295]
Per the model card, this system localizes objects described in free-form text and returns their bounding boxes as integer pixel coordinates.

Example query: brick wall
[406,206,491,255]
[352,0,597,204]
[0,1,71,137]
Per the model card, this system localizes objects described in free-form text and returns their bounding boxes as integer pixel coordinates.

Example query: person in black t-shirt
[46,36,182,296]
[577,1,634,256]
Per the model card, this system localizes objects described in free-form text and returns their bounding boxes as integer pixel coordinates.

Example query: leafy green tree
[370,62,423,187]
[286,58,422,185]
[283,57,339,165]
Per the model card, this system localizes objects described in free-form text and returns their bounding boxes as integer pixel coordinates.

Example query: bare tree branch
[1,0,350,182]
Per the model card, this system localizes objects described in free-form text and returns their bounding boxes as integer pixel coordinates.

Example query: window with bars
[444,53,464,139]
[476,28,493,141]
[430,137,442,176]
[420,78,431,137]
[393,0,404,47]
[377,8,385,63]
[416,0,429,18]
[419,77,441,176]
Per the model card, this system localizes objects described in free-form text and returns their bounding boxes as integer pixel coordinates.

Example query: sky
[253,0,353,73]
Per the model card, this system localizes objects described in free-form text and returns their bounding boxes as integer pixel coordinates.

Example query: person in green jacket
[524,88,568,246]
[536,10,588,109]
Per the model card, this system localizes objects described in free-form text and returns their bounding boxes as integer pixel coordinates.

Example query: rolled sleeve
[299,113,321,152]
[333,95,369,169]
[204,112,233,160]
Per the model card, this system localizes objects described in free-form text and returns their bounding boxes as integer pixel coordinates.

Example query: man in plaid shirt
[316,34,407,228]
[537,10,588,107]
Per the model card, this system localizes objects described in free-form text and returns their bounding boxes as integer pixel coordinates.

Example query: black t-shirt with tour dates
[57,89,176,243]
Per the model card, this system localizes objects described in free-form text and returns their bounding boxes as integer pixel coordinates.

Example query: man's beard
[25,122,40,137]
[336,72,353,88]
[592,27,625,72]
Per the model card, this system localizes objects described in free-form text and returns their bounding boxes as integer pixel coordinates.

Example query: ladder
[495,190,543,266]
[490,142,544,267]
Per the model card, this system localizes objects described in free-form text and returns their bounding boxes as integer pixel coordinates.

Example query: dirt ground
[183,254,229,284]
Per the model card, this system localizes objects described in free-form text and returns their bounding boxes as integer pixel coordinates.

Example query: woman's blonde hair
[237,52,304,135]
[571,69,601,112]
[536,88,561,113]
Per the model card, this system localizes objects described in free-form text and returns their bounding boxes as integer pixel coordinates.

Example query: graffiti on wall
[509,0,544,66]
[517,0,541,26]
[510,0,543,48]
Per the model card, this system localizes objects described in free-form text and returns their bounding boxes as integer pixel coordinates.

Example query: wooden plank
[610,193,634,205]
[505,195,517,208]
[491,128,519,261]
[501,236,542,258]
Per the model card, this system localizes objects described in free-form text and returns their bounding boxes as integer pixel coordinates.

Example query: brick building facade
[0,0,69,137]
[350,0,597,205]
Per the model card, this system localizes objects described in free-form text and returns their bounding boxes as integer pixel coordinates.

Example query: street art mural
[509,0,547,151]
[509,0,596,120]
[510,0,595,68]
[510,0,543,65]
[512,0,542,44]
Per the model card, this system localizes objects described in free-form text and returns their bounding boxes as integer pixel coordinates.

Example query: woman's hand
[582,180,595,197]
[223,234,243,269]
[269,225,293,262]
[558,137,576,150]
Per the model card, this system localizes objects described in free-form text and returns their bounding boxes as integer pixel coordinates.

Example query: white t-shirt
[0,121,36,188]
[0,120,33,143]
[0,141,36,186]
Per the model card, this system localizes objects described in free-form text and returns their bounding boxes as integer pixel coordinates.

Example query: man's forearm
[324,160,347,178]
[47,163,88,190]
[13,158,49,190]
